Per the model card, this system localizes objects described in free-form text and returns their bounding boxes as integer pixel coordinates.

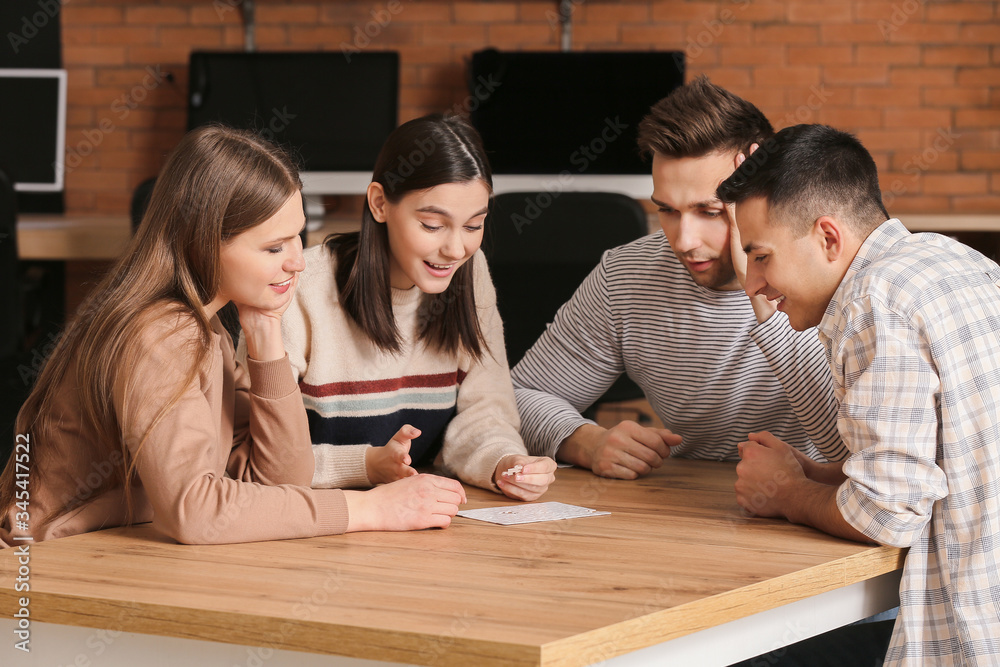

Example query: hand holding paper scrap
[457,502,610,526]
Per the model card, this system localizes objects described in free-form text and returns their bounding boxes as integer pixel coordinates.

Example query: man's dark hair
[637,75,774,160]
[716,124,889,237]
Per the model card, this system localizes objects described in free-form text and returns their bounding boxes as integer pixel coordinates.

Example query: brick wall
[55,0,1000,215]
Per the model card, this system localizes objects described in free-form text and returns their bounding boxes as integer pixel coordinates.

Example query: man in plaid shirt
[718,123,1000,666]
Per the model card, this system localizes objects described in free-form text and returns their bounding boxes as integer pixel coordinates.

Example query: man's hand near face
[723,146,780,324]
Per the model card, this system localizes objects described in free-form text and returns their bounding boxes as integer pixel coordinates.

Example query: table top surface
[0,461,904,667]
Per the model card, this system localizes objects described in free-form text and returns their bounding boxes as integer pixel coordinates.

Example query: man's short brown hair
[637,76,774,160]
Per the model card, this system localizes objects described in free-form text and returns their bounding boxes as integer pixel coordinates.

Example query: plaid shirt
[818,219,1000,667]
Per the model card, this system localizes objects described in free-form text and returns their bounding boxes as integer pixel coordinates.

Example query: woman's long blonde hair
[0,125,301,529]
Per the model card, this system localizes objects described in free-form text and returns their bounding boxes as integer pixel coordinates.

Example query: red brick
[923,46,990,66]
[126,46,192,66]
[99,150,154,170]
[378,2,453,24]
[252,26,290,47]
[855,45,920,65]
[399,45,455,65]
[961,152,1000,170]
[698,67,752,88]
[891,150,958,172]
[824,65,889,85]
[856,128,924,150]
[189,5,242,25]
[685,22,752,45]
[160,27,225,46]
[620,25,685,45]
[423,24,487,46]
[93,26,159,46]
[853,2,921,22]
[821,23,887,43]
[125,7,189,25]
[590,2,650,22]
[885,108,953,128]
[886,196,950,214]
[953,196,1000,213]
[958,25,1000,44]
[754,25,819,44]
[888,23,960,44]
[921,87,990,108]
[573,23,622,45]
[67,108,96,127]
[65,170,130,192]
[787,46,852,66]
[889,67,956,86]
[927,3,995,22]
[754,66,820,86]
[64,45,127,66]
[956,110,1000,128]
[129,130,185,151]
[62,7,125,24]
[855,86,921,108]
[787,2,852,23]
[957,68,1000,86]
[720,46,785,66]
[62,27,94,46]
[818,108,883,129]
[738,2,787,21]
[651,2,726,22]
[488,23,556,46]
[924,173,988,195]
[880,171,922,196]
[257,5,320,24]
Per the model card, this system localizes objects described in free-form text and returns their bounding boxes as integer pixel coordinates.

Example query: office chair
[483,191,652,418]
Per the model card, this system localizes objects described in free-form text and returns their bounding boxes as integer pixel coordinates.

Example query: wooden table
[0,461,904,667]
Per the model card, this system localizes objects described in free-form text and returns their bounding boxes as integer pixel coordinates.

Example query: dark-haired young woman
[0,125,466,547]
[278,114,556,500]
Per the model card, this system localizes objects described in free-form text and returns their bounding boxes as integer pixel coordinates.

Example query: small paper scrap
[457,501,610,526]
[501,464,523,477]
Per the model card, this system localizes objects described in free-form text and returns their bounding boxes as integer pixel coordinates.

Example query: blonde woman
[0,125,465,547]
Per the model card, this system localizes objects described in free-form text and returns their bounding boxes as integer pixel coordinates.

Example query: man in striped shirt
[721,123,1000,666]
[511,77,847,478]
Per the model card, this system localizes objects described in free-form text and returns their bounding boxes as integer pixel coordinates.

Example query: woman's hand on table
[344,474,467,532]
[494,455,557,502]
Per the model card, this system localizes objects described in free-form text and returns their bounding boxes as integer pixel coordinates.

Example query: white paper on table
[456,501,610,526]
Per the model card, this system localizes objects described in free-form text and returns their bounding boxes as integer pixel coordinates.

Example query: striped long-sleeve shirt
[511,230,847,462]
[824,219,1000,667]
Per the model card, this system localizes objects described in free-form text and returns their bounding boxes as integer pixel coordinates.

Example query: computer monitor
[469,50,684,180]
[0,68,67,193]
[188,51,399,204]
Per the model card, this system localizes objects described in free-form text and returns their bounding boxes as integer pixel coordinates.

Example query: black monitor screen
[0,70,64,190]
[469,50,684,175]
[188,51,399,171]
